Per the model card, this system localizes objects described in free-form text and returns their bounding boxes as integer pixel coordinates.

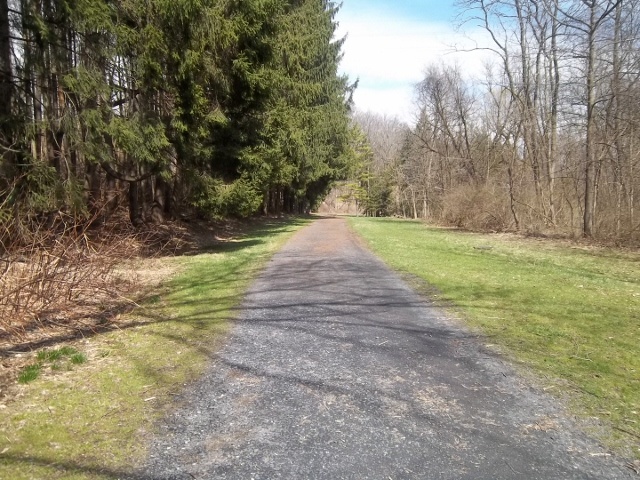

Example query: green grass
[349,217,640,458]
[36,346,80,363]
[17,364,42,384]
[0,217,309,480]
[18,347,86,384]
[70,353,87,365]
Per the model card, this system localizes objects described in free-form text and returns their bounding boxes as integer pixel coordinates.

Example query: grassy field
[0,217,309,480]
[350,217,640,458]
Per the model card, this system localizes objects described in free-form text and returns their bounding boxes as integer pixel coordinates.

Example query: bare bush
[441,185,514,232]
[0,213,145,347]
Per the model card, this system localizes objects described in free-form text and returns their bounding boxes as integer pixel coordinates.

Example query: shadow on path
[137,218,634,479]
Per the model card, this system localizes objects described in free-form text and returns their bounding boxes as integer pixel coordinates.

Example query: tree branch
[99,162,156,183]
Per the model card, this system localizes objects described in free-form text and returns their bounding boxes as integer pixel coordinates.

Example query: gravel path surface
[140,217,633,479]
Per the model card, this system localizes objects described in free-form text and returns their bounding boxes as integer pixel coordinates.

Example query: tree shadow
[180,238,264,255]
[134,241,621,479]
[0,453,156,480]
[3,216,631,479]
[167,216,312,257]
[1,218,316,479]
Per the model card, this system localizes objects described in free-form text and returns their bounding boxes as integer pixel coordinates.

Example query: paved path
[142,217,632,479]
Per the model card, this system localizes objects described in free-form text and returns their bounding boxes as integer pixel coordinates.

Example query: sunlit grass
[350,217,640,458]
[0,217,310,480]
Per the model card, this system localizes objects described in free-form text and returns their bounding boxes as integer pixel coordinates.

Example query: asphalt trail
[141,217,633,479]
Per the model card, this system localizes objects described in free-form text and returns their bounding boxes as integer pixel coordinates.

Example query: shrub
[441,184,513,231]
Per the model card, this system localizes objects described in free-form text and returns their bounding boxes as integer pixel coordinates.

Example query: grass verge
[0,217,310,480]
[349,217,640,459]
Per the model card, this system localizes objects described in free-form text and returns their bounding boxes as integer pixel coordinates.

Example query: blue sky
[335,0,491,124]
[340,0,458,23]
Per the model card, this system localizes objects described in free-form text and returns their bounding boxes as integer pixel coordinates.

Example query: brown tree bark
[583,1,597,238]
[0,0,12,149]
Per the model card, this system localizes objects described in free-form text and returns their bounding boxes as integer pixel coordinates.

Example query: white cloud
[336,9,493,124]
[351,86,416,125]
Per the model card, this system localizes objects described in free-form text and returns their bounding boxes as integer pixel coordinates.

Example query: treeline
[351,0,640,244]
[0,0,353,243]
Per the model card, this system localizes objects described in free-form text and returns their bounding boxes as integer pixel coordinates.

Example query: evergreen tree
[0,0,355,241]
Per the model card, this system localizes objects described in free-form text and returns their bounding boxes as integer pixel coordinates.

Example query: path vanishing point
[140,217,633,479]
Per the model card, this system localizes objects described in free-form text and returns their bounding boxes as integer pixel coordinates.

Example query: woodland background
[2,0,640,340]
[0,0,354,238]
[348,0,640,245]
[3,0,640,244]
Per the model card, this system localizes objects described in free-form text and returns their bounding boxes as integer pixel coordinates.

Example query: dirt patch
[522,415,560,434]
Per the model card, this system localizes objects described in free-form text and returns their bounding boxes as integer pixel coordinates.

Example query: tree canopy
[0,0,354,243]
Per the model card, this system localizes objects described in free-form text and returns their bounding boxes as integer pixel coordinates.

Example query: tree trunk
[508,166,520,231]
[612,0,623,239]
[411,188,417,219]
[150,176,169,223]
[547,0,560,225]
[86,161,102,217]
[422,192,428,219]
[0,0,12,149]
[105,173,118,219]
[583,2,597,238]
[129,181,143,226]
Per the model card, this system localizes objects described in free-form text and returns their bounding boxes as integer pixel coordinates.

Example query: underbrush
[1,230,136,342]
[0,211,217,357]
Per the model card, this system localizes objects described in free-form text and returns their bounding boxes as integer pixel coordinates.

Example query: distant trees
[352,0,640,244]
[0,0,353,245]
[347,111,405,217]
